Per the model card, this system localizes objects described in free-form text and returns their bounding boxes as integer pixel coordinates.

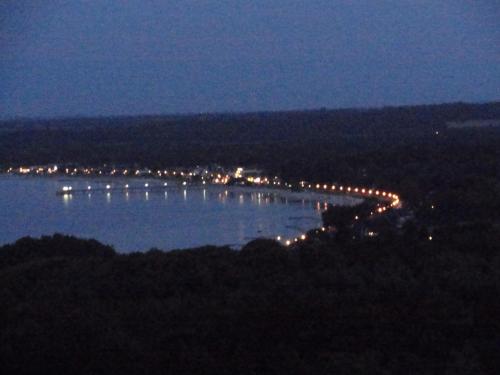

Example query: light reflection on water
[0,175,359,252]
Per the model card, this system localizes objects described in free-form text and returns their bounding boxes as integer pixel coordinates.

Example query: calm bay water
[0,175,359,252]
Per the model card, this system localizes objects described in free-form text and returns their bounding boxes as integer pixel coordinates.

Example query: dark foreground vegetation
[1,232,500,374]
[2,102,500,373]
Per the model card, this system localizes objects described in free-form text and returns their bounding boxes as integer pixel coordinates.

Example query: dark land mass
[1,101,500,224]
[1,231,499,374]
[1,102,500,373]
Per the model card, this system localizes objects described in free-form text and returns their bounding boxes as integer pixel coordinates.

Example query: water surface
[0,175,358,252]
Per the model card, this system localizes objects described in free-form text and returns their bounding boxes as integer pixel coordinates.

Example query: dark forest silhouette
[1,102,500,373]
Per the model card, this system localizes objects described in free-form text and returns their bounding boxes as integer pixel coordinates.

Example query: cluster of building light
[16,166,58,174]
[6,164,277,188]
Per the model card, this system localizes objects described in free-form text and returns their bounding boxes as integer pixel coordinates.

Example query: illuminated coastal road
[55,174,401,247]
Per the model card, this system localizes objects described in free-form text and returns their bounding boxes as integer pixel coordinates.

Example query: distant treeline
[1,101,500,165]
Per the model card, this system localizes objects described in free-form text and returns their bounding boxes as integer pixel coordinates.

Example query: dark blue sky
[1,1,499,118]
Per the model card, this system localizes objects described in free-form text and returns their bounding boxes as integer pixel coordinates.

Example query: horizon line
[1,99,499,123]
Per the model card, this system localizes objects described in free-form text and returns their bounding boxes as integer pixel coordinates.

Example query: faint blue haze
[0,1,499,118]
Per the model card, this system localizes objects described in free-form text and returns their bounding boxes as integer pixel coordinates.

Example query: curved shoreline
[54,176,402,247]
[2,172,401,248]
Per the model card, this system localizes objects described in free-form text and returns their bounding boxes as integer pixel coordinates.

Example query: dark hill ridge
[1,232,499,374]
[1,101,499,173]
[1,101,500,146]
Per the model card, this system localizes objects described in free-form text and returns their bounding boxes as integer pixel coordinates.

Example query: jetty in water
[55,181,205,196]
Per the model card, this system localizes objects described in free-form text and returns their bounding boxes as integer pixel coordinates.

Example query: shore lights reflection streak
[56,173,401,248]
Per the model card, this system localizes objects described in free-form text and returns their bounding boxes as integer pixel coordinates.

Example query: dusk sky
[1,0,499,118]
